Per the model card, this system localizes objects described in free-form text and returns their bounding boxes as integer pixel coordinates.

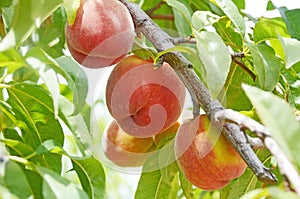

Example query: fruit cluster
[65,0,247,191]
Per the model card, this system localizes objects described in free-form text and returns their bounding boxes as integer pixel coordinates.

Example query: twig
[246,135,265,150]
[231,55,256,81]
[119,0,277,184]
[214,109,300,194]
[149,14,174,21]
[172,36,196,45]
[145,1,165,15]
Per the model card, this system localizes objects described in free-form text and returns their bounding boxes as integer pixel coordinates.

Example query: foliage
[0,0,299,198]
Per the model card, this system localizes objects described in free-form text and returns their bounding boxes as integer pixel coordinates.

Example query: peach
[103,120,154,167]
[106,55,186,138]
[175,114,247,190]
[65,0,135,68]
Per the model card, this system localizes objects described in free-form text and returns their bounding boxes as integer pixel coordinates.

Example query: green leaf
[240,187,300,199]
[55,56,88,115]
[25,48,88,115]
[25,54,60,116]
[212,0,245,35]
[0,0,12,8]
[246,43,281,91]
[166,0,192,35]
[35,8,67,58]
[281,67,300,109]
[279,37,300,69]
[213,16,243,51]
[0,137,34,157]
[266,0,276,10]
[135,158,179,199]
[4,160,32,198]
[243,84,300,167]
[36,166,89,199]
[0,0,63,51]
[194,30,231,98]
[280,8,300,40]
[232,0,245,9]
[63,0,81,25]
[221,149,270,199]
[220,62,253,111]
[6,83,64,173]
[253,17,290,44]
[0,48,27,73]
[24,170,43,199]
[72,157,106,199]
[35,140,106,199]
[13,66,39,82]
[191,11,220,31]
[179,171,194,199]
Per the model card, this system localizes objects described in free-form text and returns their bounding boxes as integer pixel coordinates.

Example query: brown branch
[215,109,300,194]
[246,135,265,150]
[231,55,256,81]
[149,14,174,21]
[119,0,277,184]
[172,36,196,44]
[145,1,165,15]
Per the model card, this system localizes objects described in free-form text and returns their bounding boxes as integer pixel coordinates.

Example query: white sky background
[83,1,300,198]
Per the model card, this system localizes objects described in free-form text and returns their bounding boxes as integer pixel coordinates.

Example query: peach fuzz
[175,114,247,190]
[106,55,186,138]
[65,0,135,68]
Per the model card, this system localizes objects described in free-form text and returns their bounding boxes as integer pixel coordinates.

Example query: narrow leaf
[135,156,179,199]
[35,140,106,199]
[243,84,300,166]
[72,157,106,199]
[4,160,32,198]
[213,16,243,51]
[222,149,270,199]
[247,43,281,91]
[194,30,231,98]
[253,17,290,44]
[7,83,64,173]
[213,0,245,35]
[280,8,300,40]
[191,11,220,31]
[0,0,63,51]
[55,56,88,115]
[25,48,88,115]
[36,166,89,199]
[220,62,253,111]
[0,137,34,157]
[166,0,192,35]
[279,37,300,69]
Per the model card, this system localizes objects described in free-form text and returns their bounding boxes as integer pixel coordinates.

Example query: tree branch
[215,109,300,194]
[119,0,277,184]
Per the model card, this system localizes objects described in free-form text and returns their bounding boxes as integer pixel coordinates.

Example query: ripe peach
[103,120,154,167]
[65,0,135,68]
[175,114,247,190]
[106,55,186,138]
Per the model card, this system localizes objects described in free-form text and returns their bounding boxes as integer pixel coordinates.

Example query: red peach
[103,120,154,167]
[175,114,247,190]
[106,55,186,138]
[65,0,135,68]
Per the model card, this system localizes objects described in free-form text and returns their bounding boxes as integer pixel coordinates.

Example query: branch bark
[119,0,277,184]
[215,109,300,194]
